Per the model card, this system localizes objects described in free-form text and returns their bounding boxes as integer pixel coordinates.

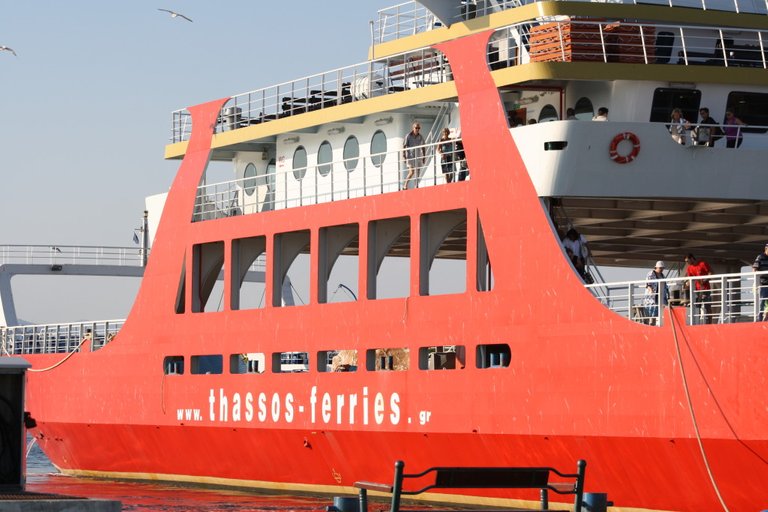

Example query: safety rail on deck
[171,15,767,143]
[171,46,450,143]
[192,138,468,221]
[0,320,125,356]
[374,0,768,44]
[586,270,768,326]
[0,245,148,267]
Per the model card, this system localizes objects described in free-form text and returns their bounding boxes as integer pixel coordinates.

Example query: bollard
[583,492,612,512]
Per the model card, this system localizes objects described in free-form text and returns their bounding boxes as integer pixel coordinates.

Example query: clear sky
[0,1,394,322]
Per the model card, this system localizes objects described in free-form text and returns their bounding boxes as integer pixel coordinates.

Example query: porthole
[243,162,257,196]
[538,104,558,123]
[574,97,594,121]
[293,146,307,180]
[260,159,274,189]
[370,130,387,167]
[343,136,359,172]
[317,141,333,177]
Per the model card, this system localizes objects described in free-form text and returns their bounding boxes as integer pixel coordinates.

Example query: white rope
[28,336,90,373]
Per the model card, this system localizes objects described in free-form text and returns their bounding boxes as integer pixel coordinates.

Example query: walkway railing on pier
[0,245,147,267]
[0,320,124,356]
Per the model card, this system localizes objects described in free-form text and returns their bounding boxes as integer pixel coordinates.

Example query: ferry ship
[2,1,768,511]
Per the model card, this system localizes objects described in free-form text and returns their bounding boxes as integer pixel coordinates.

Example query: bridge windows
[650,87,701,123]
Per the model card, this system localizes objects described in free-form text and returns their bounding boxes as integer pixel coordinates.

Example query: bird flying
[158,8,193,22]
[0,46,17,57]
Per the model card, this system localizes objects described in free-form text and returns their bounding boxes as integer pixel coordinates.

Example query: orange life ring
[609,132,640,164]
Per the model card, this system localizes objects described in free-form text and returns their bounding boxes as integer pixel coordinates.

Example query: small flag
[133,232,140,245]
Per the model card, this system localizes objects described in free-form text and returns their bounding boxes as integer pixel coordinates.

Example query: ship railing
[375,0,767,44]
[192,138,467,221]
[491,18,768,68]
[171,46,451,143]
[0,319,125,356]
[586,270,768,326]
[171,16,766,143]
[0,245,147,267]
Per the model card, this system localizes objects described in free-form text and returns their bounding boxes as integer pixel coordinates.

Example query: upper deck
[165,0,768,157]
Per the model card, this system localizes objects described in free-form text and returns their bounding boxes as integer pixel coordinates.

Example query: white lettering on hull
[182,386,402,426]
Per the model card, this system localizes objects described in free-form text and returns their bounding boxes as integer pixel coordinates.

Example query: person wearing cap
[752,243,768,320]
[643,261,668,325]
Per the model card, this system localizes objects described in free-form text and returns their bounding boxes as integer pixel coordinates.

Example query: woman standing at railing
[723,109,746,148]
[437,128,455,183]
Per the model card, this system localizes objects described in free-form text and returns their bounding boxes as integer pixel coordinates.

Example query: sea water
[26,440,333,512]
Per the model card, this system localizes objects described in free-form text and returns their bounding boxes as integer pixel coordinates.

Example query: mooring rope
[668,310,730,512]
[27,336,90,373]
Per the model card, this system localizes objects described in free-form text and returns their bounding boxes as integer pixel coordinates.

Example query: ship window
[319,223,359,304]
[476,215,494,292]
[418,345,465,370]
[272,351,310,373]
[164,356,184,375]
[573,97,594,121]
[368,216,410,299]
[243,162,257,197]
[231,236,266,311]
[366,348,409,371]
[192,241,225,313]
[293,146,308,180]
[317,140,333,177]
[476,344,511,369]
[318,349,358,372]
[649,88,701,123]
[726,92,768,133]
[538,104,558,122]
[229,353,265,374]
[370,130,387,167]
[343,136,359,171]
[273,230,310,307]
[419,209,466,296]
[191,354,223,375]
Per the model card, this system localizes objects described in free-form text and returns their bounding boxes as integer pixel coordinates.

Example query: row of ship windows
[285,131,387,181]
[162,344,511,375]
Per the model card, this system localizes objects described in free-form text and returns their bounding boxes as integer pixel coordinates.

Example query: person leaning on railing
[752,243,768,321]
[723,110,746,148]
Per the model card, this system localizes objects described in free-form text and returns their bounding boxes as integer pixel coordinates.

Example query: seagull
[158,8,193,22]
[0,46,17,57]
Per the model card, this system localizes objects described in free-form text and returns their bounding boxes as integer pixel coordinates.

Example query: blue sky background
[0,1,393,322]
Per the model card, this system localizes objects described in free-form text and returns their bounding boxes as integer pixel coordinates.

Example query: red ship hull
[22,31,768,512]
